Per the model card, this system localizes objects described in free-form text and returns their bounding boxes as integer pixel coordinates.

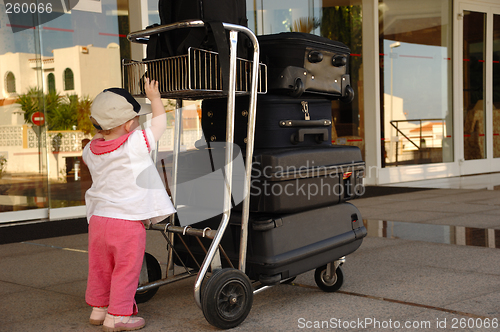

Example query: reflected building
[0,44,121,180]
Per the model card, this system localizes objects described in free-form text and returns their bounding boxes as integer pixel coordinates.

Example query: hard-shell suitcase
[168,144,365,216]
[201,94,333,150]
[167,142,365,217]
[174,202,367,284]
[248,145,364,213]
[258,32,354,101]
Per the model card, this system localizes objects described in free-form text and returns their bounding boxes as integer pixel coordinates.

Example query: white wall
[79,44,121,98]
[0,52,38,98]
[52,44,121,99]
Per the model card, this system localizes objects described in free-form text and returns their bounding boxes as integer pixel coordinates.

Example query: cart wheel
[135,252,162,303]
[201,268,253,329]
[314,265,344,292]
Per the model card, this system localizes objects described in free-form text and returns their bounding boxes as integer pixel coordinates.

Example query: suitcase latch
[301,101,310,120]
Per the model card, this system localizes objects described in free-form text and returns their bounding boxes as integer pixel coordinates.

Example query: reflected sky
[383,40,450,120]
[0,1,122,56]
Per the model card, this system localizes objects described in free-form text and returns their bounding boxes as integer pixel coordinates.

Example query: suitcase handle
[280,119,332,127]
[291,128,329,144]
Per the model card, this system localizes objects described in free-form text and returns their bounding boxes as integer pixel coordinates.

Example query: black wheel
[314,265,344,292]
[201,268,253,329]
[340,85,355,103]
[135,252,162,303]
[282,276,296,284]
[290,78,305,97]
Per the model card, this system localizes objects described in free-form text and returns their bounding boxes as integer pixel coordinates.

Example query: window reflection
[379,0,453,167]
[247,0,365,158]
[0,0,127,219]
[63,68,74,91]
[47,73,56,93]
[463,11,486,161]
[6,72,16,93]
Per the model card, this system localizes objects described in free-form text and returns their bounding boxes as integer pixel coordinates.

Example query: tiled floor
[2,186,500,331]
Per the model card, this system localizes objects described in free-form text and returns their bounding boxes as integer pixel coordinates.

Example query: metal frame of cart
[126,20,346,329]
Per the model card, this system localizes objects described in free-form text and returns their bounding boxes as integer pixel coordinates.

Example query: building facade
[0,0,499,224]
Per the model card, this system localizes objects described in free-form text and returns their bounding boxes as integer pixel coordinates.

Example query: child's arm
[144,78,167,142]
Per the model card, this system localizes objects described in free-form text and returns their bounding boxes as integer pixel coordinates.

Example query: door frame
[457,1,500,175]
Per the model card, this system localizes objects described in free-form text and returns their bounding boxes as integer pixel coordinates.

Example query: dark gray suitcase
[258,32,354,101]
[201,94,333,150]
[167,144,365,216]
[248,145,365,213]
[174,202,367,284]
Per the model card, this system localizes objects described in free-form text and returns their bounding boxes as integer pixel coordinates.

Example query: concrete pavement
[1,187,500,331]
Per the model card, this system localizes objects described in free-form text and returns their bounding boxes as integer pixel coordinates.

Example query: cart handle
[128,19,237,44]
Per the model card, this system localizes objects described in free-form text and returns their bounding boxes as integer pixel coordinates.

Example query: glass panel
[494,14,500,158]
[0,15,48,216]
[0,0,128,221]
[148,0,160,26]
[379,0,453,167]
[247,0,365,158]
[39,1,128,209]
[463,11,486,160]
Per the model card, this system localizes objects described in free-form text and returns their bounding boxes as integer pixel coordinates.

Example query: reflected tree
[16,88,93,133]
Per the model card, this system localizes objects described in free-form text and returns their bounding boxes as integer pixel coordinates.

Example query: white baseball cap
[90,88,152,131]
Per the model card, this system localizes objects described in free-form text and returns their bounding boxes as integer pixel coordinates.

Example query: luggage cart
[125,20,360,330]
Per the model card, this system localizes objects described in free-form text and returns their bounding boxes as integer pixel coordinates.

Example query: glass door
[460,3,500,174]
[0,14,49,223]
[462,10,486,161]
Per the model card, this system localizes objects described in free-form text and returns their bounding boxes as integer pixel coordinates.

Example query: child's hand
[144,78,161,101]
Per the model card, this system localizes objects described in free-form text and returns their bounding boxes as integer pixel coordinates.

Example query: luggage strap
[206,21,231,95]
[279,119,332,127]
[180,21,231,94]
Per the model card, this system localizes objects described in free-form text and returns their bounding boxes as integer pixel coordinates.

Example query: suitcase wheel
[290,78,305,98]
[314,265,344,293]
[135,252,162,303]
[340,85,355,103]
[332,55,347,67]
[201,268,253,329]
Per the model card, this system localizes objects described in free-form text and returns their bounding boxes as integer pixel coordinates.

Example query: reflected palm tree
[291,17,320,33]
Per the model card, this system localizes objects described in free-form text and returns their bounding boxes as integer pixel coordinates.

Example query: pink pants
[86,215,146,316]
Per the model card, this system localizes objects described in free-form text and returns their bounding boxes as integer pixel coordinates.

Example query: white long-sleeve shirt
[83,127,175,224]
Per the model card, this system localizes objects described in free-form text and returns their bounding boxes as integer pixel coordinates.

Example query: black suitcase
[258,32,354,101]
[174,202,367,284]
[248,145,365,213]
[167,144,364,217]
[201,94,333,150]
[148,0,248,58]
[145,0,249,94]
